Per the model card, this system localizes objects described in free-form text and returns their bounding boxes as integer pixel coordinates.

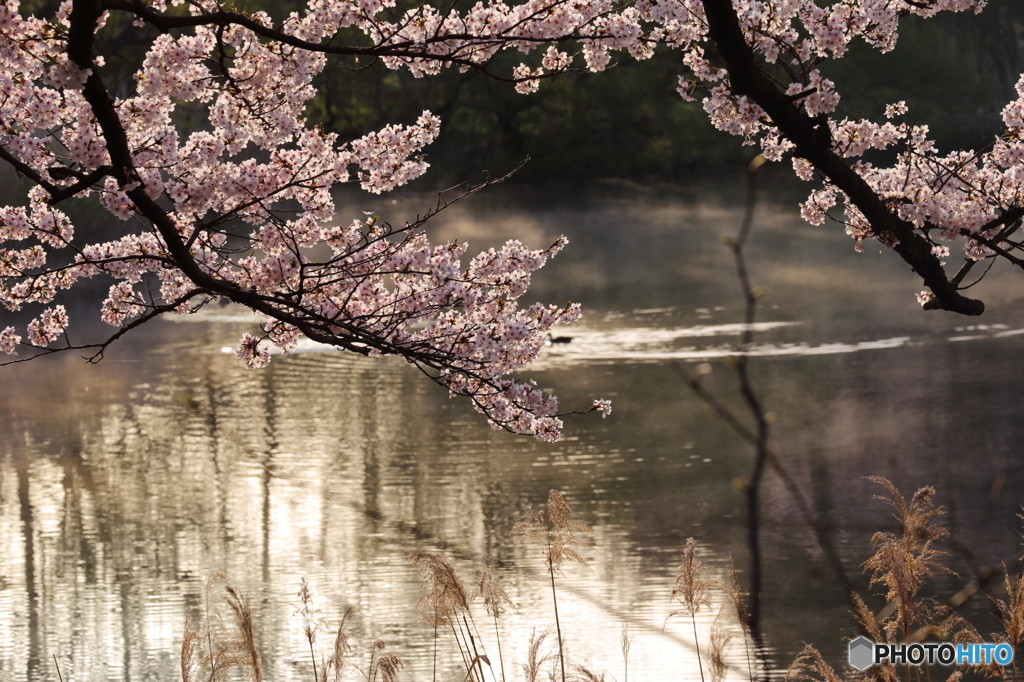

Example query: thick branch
[68,0,388,355]
[700,0,983,315]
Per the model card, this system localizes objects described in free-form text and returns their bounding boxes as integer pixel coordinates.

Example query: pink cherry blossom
[3,0,1020,436]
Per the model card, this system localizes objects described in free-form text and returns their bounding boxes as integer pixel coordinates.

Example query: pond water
[2,177,1024,682]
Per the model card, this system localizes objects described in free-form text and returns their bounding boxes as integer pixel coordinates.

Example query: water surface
[2,180,1023,681]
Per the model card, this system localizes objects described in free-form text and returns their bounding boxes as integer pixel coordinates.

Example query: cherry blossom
[2,0,1023,439]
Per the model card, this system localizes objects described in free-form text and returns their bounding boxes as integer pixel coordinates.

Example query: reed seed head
[513,490,592,574]
[991,565,1024,648]
[476,558,516,619]
[708,609,735,682]
[863,478,953,639]
[377,652,405,682]
[180,616,200,682]
[669,538,718,620]
[225,586,263,682]
[410,552,471,623]
[784,644,843,682]
[522,627,555,682]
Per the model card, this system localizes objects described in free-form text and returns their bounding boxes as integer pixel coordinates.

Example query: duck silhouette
[547,333,573,344]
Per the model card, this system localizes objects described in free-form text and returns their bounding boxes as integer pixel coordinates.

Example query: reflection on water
[2,182,1024,681]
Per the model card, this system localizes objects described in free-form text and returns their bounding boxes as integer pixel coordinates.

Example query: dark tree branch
[0,289,208,367]
[102,0,628,80]
[699,0,984,316]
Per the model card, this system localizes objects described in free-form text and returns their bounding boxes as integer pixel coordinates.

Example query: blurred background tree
[18,0,1024,185]
[301,0,1024,184]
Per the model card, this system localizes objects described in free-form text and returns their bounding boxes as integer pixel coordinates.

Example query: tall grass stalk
[620,622,632,682]
[667,537,717,682]
[297,577,326,682]
[458,612,487,681]
[992,566,1024,682]
[863,478,952,643]
[225,586,262,682]
[411,551,485,681]
[477,560,515,682]
[521,628,554,682]
[317,607,354,682]
[724,559,754,682]
[181,616,200,682]
[514,490,592,682]
[203,573,227,682]
[708,608,734,682]
[784,644,843,682]
[187,573,251,682]
[367,640,382,682]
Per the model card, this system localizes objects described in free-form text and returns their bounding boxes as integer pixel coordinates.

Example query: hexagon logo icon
[848,636,875,671]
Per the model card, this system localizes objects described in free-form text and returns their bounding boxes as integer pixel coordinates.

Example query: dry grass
[225,586,263,682]
[570,662,609,681]
[620,622,632,682]
[667,537,720,682]
[411,552,472,623]
[863,478,953,642]
[477,559,516,682]
[375,652,405,682]
[160,484,1024,682]
[514,490,593,682]
[724,558,755,682]
[992,564,1024,682]
[513,490,592,577]
[410,551,493,682]
[180,616,200,682]
[522,627,556,682]
[318,608,355,682]
[785,644,844,682]
[708,609,735,682]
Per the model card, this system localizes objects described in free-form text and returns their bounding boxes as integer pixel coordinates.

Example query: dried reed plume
[177,576,268,682]
[411,552,472,621]
[317,607,355,682]
[620,622,632,682]
[850,593,898,682]
[952,619,1005,679]
[477,559,516,682]
[725,558,755,682]
[194,573,246,682]
[375,652,405,682]
[570,663,609,681]
[410,552,486,681]
[514,490,592,682]
[225,586,263,682]
[667,537,719,682]
[784,644,843,682]
[522,628,555,682]
[366,639,405,682]
[991,565,1024,681]
[708,609,735,682]
[297,577,329,681]
[863,478,952,642]
[180,616,200,682]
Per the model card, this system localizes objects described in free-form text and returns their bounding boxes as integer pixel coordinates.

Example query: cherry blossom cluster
[1,0,1021,438]
[1,0,633,439]
[641,0,1024,310]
